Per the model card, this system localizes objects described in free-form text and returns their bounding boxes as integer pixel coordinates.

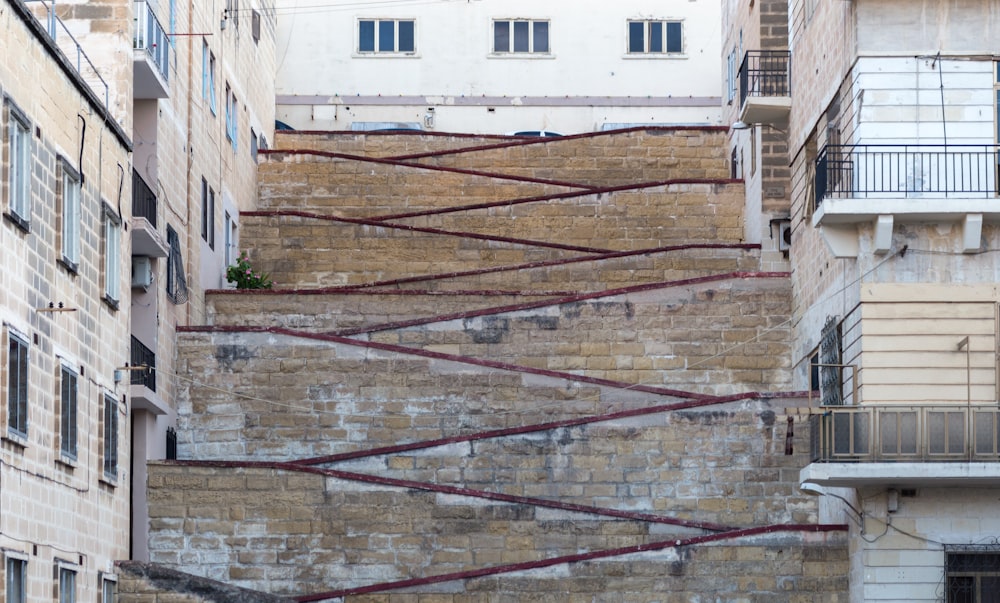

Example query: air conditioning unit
[778,221,792,251]
[131,256,153,290]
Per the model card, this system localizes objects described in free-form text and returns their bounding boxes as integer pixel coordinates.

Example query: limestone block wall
[117,561,292,603]
[272,131,505,156]
[359,278,794,394]
[241,214,584,288]
[144,464,843,599]
[382,183,747,249]
[402,128,733,187]
[256,153,582,217]
[331,403,818,527]
[175,330,674,460]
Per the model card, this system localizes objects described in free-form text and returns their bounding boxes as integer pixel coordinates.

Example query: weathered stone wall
[273,131,506,156]
[175,329,678,460]
[117,561,292,603]
[404,129,732,187]
[257,153,582,217]
[358,279,793,392]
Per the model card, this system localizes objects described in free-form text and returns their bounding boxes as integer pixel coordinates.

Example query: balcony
[131,170,168,257]
[737,50,790,128]
[800,404,1000,489]
[812,144,1000,256]
[133,0,170,99]
[130,336,168,414]
[25,0,110,108]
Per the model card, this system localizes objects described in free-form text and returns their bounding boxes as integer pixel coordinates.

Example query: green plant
[226,253,273,289]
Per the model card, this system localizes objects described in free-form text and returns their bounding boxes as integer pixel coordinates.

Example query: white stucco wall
[274,0,722,133]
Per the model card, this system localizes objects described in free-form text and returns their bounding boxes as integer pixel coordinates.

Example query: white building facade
[274,0,722,134]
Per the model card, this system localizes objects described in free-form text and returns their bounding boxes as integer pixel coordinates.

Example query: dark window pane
[494,21,509,52]
[628,21,644,53]
[983,576,1000,603]
[533,21,548,53]
[359,20,374,52]
[513,21,529,52]
[649,22,663,53]
[946,576,974,603]
[398,20,414,52]
[667,22,682,52]
[378,20,395,52]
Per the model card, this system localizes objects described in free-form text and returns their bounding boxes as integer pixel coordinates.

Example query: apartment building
[274,0,723,134]
[725,0,1000,599]
[1,0,276,598]
[1,0,131,600]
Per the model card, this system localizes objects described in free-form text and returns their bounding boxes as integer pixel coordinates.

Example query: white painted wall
[274,0,722,133]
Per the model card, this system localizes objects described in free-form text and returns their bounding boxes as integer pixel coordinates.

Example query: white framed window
[4,98,31,228]
[208,50,217,115]
[5,555,26,603]
[59,364,78,460]
[6,329,29,439]
[60,160,81,270]
[58,565,76,603]
[225,84,237,152]
[627,20,683,55]
[101,575,117,603]
[200,178,215,249]
[102,393,119,481]
[726,48,737,103]
[493,19,549,54]
[358,19,415,54]
[103,204,122,306]
[224,211,235,266]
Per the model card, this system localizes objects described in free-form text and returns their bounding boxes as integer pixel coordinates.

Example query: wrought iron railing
[130,336,156,391]
[134,0,170,84]
[132,169,158,228]
[24,0,110,108]
[811,405,1000,462]
[738,50,791,108]
[815,144,1000,210]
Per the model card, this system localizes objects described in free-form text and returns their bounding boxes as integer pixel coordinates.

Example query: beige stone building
[1,0,275,598]
[720,0,1000,599]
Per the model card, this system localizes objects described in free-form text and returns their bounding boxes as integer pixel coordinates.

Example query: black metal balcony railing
[738,50,791,108]
[130,336,156,392]
[815,144,1000,210]
[132,170,157,228]
[810,405,1000,463]
[134,0,170,84]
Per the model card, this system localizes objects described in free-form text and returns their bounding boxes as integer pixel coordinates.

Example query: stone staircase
[147,128,847,602]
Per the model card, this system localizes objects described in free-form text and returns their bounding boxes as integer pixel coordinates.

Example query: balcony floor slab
[801,462,1000,488]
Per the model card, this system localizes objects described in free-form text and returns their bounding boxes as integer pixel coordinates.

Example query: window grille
[946,548,1000,602]
[166,225,188,304]
[820,315,844,406]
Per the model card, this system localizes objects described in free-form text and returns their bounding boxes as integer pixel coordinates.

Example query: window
[493,20,549,54]
[103,204,122,305]
[358,19,415,53]
[5,557,26,603]
[60,161,81,270]
[251,127,258,160]
[58,566,76,603]
[726,48,737,103]
[201,178,214,249]
[101,576,116,603]
[947,551,1000,602]
[207,50,217,115]
[102,393,118,481]
[166,225,188,304]
[627,20,683,54]
[5,99,31,228]
[252,9,261,43]
[6,330,28,439]
[224,211,235,266]
[59,365,78,460]
[819,316,843,407]
[225,84,237,152]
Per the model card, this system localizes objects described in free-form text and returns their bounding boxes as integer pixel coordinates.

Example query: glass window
[102,577,116,603]
[58,567,76,603]
[358,19,414,53]
[102,394,118,480]
[6,101,31,227]
[61,163,81,269]
[104,206,122,304]
[209,52,217,114]
[60,366,78,460]
[493,20,550,54]
[7,331,28,438]
[201,177,215,248]
[628,20,683,55]
[5,557,26,603]
[947,552,1000,602]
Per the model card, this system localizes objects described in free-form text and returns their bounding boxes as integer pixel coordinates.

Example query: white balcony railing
[811,405,1000,462]
[134,0,170,85]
